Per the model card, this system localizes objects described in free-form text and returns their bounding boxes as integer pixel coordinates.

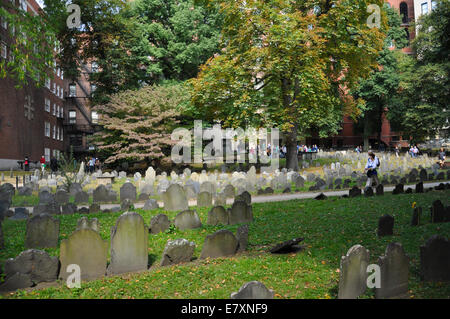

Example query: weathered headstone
[228,201,253,225]
[38,190,54,204]
[76,217,99,232]
[378,214,394,237]
[120,182,137,203]
[143,199,159,210]
[392,184,404,195]
[200,230,238,259]
[338,245,370,299]
[59,228,108,281]
[375,243,410,299]
[420,235,450,282]
[207,206,229,226]
[430,200,447,223]
[160,239,195,266]
[162,184,189,211]
[74,191,89,204]
[61,203,78,215]
[235,191,251,205]
[25,214,60,249]
[411,207,422,226]
[349,186,361,198]
[376,184,384,196]
[107,212,149,275]
[55,190,69,205]
[150,214,170,234]
[230,281,274,299]
[174,210,202,230]
[236,224,249,252]
[197,191,213,207]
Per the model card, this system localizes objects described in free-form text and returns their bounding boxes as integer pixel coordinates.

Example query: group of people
[408,145,421,158]
[87,157,101,173]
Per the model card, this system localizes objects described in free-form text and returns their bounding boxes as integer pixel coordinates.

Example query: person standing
[364,151,380,188]
[24,156,30,171]
[50,156,58,173]
[438,147,446,169]
[40,155,46,174]
[394,145,399,157]
[89,157,95,174]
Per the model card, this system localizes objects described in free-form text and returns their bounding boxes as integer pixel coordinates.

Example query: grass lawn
[1,188,449,299]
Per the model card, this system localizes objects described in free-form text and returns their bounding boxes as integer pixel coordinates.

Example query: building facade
[0,0,66,170]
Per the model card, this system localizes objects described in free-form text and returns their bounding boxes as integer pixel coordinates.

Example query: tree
[352,4,408,150]
[0,1,57,88]
[387,0,450,142]
[129,0,223,82]
[91,83,187,165]
[189,0,387,170]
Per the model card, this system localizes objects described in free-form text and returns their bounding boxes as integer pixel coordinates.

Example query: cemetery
[0,151,449,299]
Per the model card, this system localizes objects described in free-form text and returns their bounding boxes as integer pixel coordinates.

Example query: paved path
[82,181,448,211]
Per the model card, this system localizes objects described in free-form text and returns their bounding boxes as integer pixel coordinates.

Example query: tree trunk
[363,115,370,152]
[286,125,299,171]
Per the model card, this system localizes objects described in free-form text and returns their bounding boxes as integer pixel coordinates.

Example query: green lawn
[1,188,449,299]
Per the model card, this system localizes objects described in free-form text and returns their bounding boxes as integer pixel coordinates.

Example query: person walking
[394,145,399,158]
[50,156,58,173]
[364,151,380,188]
[89,157,95,174]
[24,156,30,171]
[438,147,446,169]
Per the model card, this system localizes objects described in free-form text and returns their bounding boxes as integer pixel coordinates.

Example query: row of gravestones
[0,211,251,292]
[338,236,450,299]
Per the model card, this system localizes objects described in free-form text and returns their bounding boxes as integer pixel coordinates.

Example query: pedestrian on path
[364,151,380,188]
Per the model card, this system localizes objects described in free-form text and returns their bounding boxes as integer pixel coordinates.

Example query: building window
[45,122,50,137]
[1,42,7,59]
[44,148,50,162]
[53,125,56,139]
[57,85,60,97]
[431,0,437,10]
[400,2,408,23]
[69,110,77,124]
[60,106,64,118]
[69,84,76,97]
[53,83,56,94]
[91,111,99,124]
[20,0,27,11]
[45,98,50,112]
[61,70,64,80]
[421,2,428,15]
[45,77,50,89]
[57,127,60,140]
[53,103,56,116]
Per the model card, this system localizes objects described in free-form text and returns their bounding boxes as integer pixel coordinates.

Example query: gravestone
[236,224,249,252]
[376,184,384,196]
[143,199,159,210]
[107,212,149,275]
[61,203,78,215]
[197,191,213,207]
[419,169,427,181]
[120,182,137,203]
[378,214,394,237]
[160,239,195,266]
[223,184,236,198]
[235,191,251,205]
[420,235,450,282]
[270,238,304,254]
[25,214,60,249]
[430,200,447,223]
[55,190,69,205]
[138,193,149,201]
[375,242,409,299]
[0,272,33,292]
[10,207,30,220]
[93,185,110,203]
[38,190,54,204]
[411,207,422,226]
[415,182,424,194]
[150,214,170,234]
[230,281,274,299]
[392,184,404,195]
[200,181,215,195]
[364,187,374,197]
[3,249,59,286]
[200,230,238,259]
[338,245,370,299]
[349,186,361,198]
[59,228,108,281]
[18,186,32,196]
[207,206,229,226]
[214,192,227,206]
[89,203,101,214]
[76,217,99,232]
[74,191,89,204]
[294,175,305,189]
[120,198,133,211]
[174,210,202,230]
[228,201,253,225]
[162,184,189,211]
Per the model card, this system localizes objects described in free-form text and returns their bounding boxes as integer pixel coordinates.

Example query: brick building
[0,0,66,170]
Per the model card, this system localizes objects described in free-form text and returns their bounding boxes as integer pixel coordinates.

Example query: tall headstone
[25,214,60,249]
[338,245,370,299]
[120,182,137,203]
[59,228,108,281]
[375,243,409,299]
[162,184,189,211]
[107,212,148,275]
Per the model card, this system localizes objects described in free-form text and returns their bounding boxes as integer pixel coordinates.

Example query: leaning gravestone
[236,224,249,252]
[375,242,410,299]
[228,201,253,225]
[230,281,274,299]
[3,249,59,286]
[378,214,394,237]
[200,230,238,259]
[162,184,189,211]
[207,206,229,226]
[160,239,195,266]
[59,228,108,281]
[174,210,202,230]
[25,214,60,249]
[107,212,148,275]
[150,214,170,234]
[338,245,370,299]
[120,182,137,203]
[420,235,450,282]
